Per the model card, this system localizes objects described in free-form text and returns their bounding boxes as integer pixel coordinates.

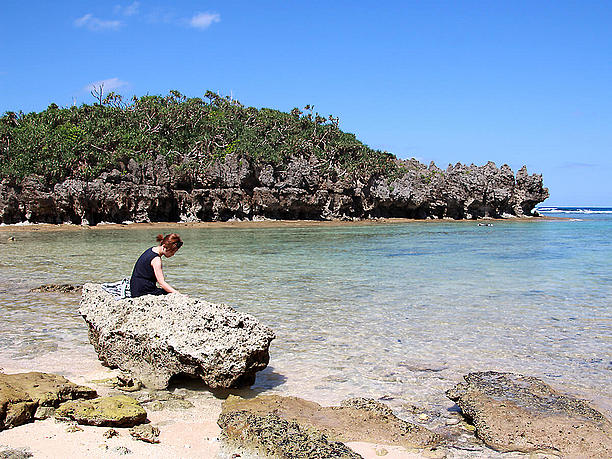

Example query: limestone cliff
[0,153,548,225]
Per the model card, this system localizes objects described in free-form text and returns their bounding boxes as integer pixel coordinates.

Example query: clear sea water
[1,209,611,426]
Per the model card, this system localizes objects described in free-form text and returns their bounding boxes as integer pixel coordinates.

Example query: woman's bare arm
[151,257,179,294]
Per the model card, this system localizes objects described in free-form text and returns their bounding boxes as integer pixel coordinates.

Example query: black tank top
[130,248,160,297]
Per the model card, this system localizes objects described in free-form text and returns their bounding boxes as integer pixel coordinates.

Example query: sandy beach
[0,361,438,459]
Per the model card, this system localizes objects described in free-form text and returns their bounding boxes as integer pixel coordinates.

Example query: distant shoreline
[0,216,563,233]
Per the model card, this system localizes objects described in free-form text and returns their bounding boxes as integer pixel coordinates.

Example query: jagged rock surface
[79,283,275,389]
[0,372,97,431]
[218,411,362,459]
[221,394,441,449]
[0,154,548,224]
[446,371,612,457]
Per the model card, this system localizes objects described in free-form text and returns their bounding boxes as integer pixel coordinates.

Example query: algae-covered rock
[0,372,97,431]
[221,395,441,449]
[79,283,275,389]
[447,371,612,458]
[55,395,147,427]
[218,411,361,458]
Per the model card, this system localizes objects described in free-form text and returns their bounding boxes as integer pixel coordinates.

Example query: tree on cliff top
[0,91,397,185]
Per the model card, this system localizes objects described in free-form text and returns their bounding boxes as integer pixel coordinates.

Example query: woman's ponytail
[156,233,183,250]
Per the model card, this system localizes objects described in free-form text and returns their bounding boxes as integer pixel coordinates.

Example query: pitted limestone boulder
[79,283,275,389]
[447,371,612,458]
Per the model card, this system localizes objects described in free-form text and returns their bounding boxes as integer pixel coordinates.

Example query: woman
[130,233,183,298]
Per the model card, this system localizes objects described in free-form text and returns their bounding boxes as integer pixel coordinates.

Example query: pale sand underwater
[1,214,610,457]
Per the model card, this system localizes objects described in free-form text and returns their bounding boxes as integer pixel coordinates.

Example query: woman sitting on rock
[130,233,183,297]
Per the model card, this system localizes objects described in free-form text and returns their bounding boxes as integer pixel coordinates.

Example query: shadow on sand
[167,365,287,400]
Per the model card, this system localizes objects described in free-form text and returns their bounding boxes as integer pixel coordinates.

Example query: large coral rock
[55,395,146,427]
[220,395,441,449]
[446,371,612,457]
[0,372,97,430]
[218,411,361,458]
[79,283,275,389]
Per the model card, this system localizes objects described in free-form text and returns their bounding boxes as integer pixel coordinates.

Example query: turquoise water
[1,214,611,422]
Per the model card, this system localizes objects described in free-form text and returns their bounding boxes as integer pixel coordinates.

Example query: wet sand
[0,215,556,234]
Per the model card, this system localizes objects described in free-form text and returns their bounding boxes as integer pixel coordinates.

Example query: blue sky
[1,1,611,205]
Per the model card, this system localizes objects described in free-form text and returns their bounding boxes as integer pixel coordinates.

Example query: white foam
[537,208,612,214]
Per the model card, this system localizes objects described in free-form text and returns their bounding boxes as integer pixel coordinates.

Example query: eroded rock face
[55,395,146,427]
[0,155,548,224]
[446,371,612,457]
[218,411,362,459]
[221,395,441,449]
[79,283,275,389]
[0,372,97,431]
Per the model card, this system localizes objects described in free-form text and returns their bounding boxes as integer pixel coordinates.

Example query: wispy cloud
[189,12,220,29]
[114,2,140,17]
[85,78,128,93]
[74,14,122,31]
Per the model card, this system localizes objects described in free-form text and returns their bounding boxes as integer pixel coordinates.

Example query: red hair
[156,233,183,250]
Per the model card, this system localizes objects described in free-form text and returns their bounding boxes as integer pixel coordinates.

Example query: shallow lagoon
[1,215,610,421]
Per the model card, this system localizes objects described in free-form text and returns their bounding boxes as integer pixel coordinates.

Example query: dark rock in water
[218,411,361,459]
[79,283,275,389]
[29,283,82,294]
[129,424,160,443]
[0,372,97,431]
[398,360,447,372]
[446,371,612,457]
[55,395,147,427]
[221,395,441,449]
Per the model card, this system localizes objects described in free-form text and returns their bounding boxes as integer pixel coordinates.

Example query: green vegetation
[0,90,398,185]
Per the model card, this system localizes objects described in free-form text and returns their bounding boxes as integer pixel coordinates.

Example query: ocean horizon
[536,205,612,214]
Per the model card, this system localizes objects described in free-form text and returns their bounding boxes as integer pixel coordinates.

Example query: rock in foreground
[0,372,97,431]
[447,371,612,458]
[221,395,441,449]
[55,395,146,427]
[79,283,275,389]
[218,411,361,459]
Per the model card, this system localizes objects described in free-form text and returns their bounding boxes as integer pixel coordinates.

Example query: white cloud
[85,78,128,93]
[189,12,220,29]
[114,2,140,17]
[74,13,122,31]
